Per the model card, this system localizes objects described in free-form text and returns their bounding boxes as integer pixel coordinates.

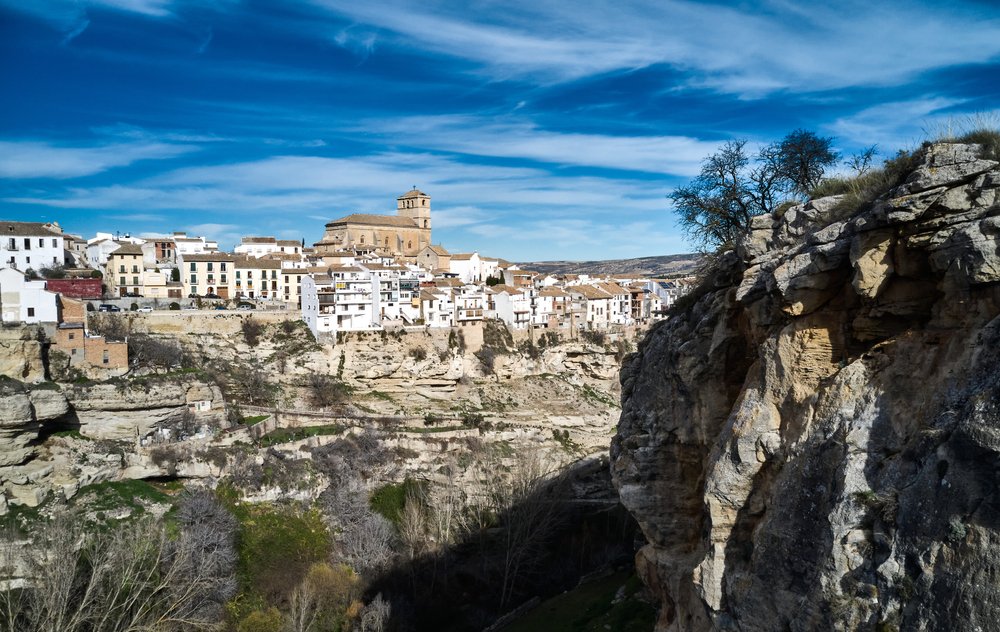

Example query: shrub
[423,412,441,426]
[954,128,1000,161]
[308,373,352,408]
[90,270,103,279]
[580,329,606,346]
[475,347,498,373]
[409,346,428,361]
[241,317,264,347]
[448,329,466,352]
[168,302,181,310]
[129,302,139,311]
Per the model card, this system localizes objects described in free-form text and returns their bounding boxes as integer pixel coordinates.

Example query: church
[314,189,432,260]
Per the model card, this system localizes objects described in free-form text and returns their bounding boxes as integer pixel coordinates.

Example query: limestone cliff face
[611,143,1000,631]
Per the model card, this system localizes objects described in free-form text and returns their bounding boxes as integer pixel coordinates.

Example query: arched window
[422,199,426,206]
[407,240,412,249]
[385,237,389,247]
[423,219,428,228]
[360,235,365,244]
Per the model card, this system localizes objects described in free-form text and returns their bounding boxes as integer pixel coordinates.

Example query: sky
[1,1,999,261]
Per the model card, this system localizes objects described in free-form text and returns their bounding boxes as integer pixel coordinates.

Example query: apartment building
[106,243,145,297]
[1,221,65,272]
[234,257,282,300]
[180,253,236,298]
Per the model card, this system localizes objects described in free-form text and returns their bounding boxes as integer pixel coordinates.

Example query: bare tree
[1,499,237,632]
[357,593,390,632]
[848,144,879,176]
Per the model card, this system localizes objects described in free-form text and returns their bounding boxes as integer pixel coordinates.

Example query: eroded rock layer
[611,143,1000,631]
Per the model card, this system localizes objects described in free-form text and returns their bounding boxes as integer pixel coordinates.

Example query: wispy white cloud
[0,139,197,179]
[826,97,972,149]
[3,150,675,257]
[353,115,719,176]
[312,0,1000,95]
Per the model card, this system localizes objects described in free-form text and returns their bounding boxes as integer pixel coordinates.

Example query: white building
[0,267,59,324]
[448,253,482,284]
[235,236,279,258]
[2,221,65,273]
[489,285,532,330]
[172,233,219,256]
[418,289,454,327]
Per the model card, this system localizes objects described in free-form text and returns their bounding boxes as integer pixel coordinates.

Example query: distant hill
[518,254,701,278]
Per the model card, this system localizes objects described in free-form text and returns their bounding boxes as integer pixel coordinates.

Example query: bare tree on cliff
[671,130,837,251]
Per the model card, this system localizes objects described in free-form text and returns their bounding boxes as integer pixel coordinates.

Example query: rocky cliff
[611,142,1000,631]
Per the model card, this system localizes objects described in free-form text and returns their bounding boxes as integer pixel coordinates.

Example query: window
[102,350,109,365]
[72,348,79,356]
[132,276,139,285]
[119,265,125,273]
[27,307,35,317]
[120,277,126,286]
[221,262,227,271]
[207,262,213,271]
[38,238,43,247]
[7,238,14,249]
[131,265,138,273]
[52,239,57,248]
[221,275,227,283]
[23,238,30,249]
[236,271,241,279]
[190,262,196,271]
[284,276,289,283]
[68,332,75,340]
[25,256,30,264]
[190,274,197,284]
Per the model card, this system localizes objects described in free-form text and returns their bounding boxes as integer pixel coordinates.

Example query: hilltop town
[0,189,693,370]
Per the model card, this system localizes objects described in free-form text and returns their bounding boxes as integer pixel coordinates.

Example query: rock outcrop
[612,142,1000,631]
[64,377,225,440]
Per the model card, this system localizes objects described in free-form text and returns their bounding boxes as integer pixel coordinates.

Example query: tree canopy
[670,129,838,251]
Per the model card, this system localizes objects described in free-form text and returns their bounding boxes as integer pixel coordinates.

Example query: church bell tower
[397,188,431,230]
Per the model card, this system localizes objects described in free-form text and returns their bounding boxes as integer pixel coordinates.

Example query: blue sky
[1,0,998,261]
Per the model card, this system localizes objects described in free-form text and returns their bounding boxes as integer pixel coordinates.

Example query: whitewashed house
[2,221,65,272]
[0,267,59,324]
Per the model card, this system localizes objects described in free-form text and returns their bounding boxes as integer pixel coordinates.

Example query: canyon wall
[612,143,1000,631]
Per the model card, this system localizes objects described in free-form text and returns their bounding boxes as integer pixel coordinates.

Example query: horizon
[1,0,999,260]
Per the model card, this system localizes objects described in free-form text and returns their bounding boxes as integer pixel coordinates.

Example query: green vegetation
[503,571,656,632]
[579,384,617,408]
[242,414,270,425]
[72,479,176,526]
[369,478,424,525]
[257,424,345,447]
[225,501,333,619]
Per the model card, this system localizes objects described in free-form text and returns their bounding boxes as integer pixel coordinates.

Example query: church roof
[325,213,418,229]
[398,189,429,199]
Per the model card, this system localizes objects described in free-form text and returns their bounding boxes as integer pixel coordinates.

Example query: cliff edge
[611,142,1000,631]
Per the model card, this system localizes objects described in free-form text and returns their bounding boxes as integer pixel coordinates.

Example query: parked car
[98,304,121,312]
[138,306,153,313]
[182,305,197,311]
[214,305,227,310]
[204,293,221,299]
[237,303,254,311]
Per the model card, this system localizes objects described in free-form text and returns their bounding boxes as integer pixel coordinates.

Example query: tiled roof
[423,244,449,256]
[110,243,144,256]
[325,213,418,228]
[241,236,276,244]
[276,240,300,247]
[398,189,428,199]
[180,253,237,262]
[235,257,282,269]
[568,284,612,300]
[1,221,63,237]
[538,287,570,298]
[450,253,477,261]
